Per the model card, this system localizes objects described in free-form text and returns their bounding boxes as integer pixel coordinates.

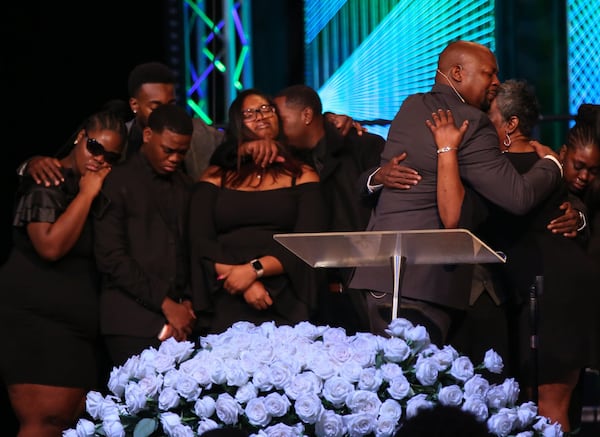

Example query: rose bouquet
[64,319,563,437]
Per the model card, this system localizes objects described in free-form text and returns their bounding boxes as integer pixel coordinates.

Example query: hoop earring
[503,132,511,149]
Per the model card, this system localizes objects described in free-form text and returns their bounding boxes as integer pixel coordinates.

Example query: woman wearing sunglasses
[0,110,126,436]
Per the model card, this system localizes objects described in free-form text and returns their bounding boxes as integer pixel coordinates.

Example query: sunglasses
[86,138,122,165]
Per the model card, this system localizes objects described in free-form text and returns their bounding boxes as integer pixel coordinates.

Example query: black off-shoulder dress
[189,181,327,334]
[0,171,99,388]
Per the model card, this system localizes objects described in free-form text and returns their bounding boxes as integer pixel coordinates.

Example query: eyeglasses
[241,104,275,122]
[86,138,122,165]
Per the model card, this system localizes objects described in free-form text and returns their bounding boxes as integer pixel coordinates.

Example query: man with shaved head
[350,40,563,344]
[436,40,499,111]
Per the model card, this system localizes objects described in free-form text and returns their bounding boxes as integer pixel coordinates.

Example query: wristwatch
[250,259,264,278]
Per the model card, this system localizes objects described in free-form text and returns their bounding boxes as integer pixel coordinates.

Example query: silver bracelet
[577,210,587,232]
[437,146,458,154]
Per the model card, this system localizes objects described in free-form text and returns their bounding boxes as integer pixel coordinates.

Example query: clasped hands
[216,263,273,311]
[160,297,196,342]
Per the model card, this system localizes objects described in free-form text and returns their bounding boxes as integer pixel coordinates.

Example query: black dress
[189,181,327,334]
[480,152,600,384]
[0,170,99,388]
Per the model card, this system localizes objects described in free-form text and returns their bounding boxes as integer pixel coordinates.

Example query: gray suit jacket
[350,84,562,309]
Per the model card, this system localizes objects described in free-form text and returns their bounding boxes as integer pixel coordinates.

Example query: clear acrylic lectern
[274,229,506,320]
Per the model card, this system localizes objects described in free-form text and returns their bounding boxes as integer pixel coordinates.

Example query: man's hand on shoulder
[324,112,367,136]
[26,156,64,186]
[529,139,557,159]
[529,139,564,178]
[372,153,421,189]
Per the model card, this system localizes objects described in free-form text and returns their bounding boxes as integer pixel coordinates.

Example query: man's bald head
[436,40,499,111]
[437,41,492,72]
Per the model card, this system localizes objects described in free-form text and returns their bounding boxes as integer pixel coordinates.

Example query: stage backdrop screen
[304,0,496,139]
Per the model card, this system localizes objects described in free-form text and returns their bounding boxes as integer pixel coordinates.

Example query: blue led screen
[304,0,496,139]
[567,0,600,120]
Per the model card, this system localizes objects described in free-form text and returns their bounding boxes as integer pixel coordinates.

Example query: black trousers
[363,291,459,347]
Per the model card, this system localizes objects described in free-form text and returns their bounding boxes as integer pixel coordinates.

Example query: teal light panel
[567,0,600,118]
[305,0,347,44]
[304,0,495,139]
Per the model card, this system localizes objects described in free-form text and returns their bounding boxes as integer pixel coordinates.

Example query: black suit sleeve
[93,172,171,313]
[188,181,223,313]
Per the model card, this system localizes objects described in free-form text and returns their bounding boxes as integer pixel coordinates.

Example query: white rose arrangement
[64,319,563,437]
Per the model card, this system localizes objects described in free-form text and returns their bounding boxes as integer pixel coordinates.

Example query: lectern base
[364,292,450,345]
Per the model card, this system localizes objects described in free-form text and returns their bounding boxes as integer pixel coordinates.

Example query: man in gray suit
[349,40,563,344]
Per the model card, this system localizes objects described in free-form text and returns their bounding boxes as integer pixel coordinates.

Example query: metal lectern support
[392,254,407,320]
[273,229,506,323]
[529,275,543,404]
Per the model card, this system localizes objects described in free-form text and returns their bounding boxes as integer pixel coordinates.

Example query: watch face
[251,259,264,278]
[252,260,263,271]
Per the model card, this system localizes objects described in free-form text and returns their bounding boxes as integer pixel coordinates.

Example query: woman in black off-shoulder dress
[189,89,327,334]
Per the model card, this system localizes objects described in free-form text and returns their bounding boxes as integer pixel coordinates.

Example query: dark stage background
[0,0,579,263]
[1,1,303,263]
[2,2,295,431]
[1,3,598,435]
[2,2,166,263]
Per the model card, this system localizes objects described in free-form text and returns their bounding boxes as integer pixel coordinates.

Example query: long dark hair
[210,89,302,188]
